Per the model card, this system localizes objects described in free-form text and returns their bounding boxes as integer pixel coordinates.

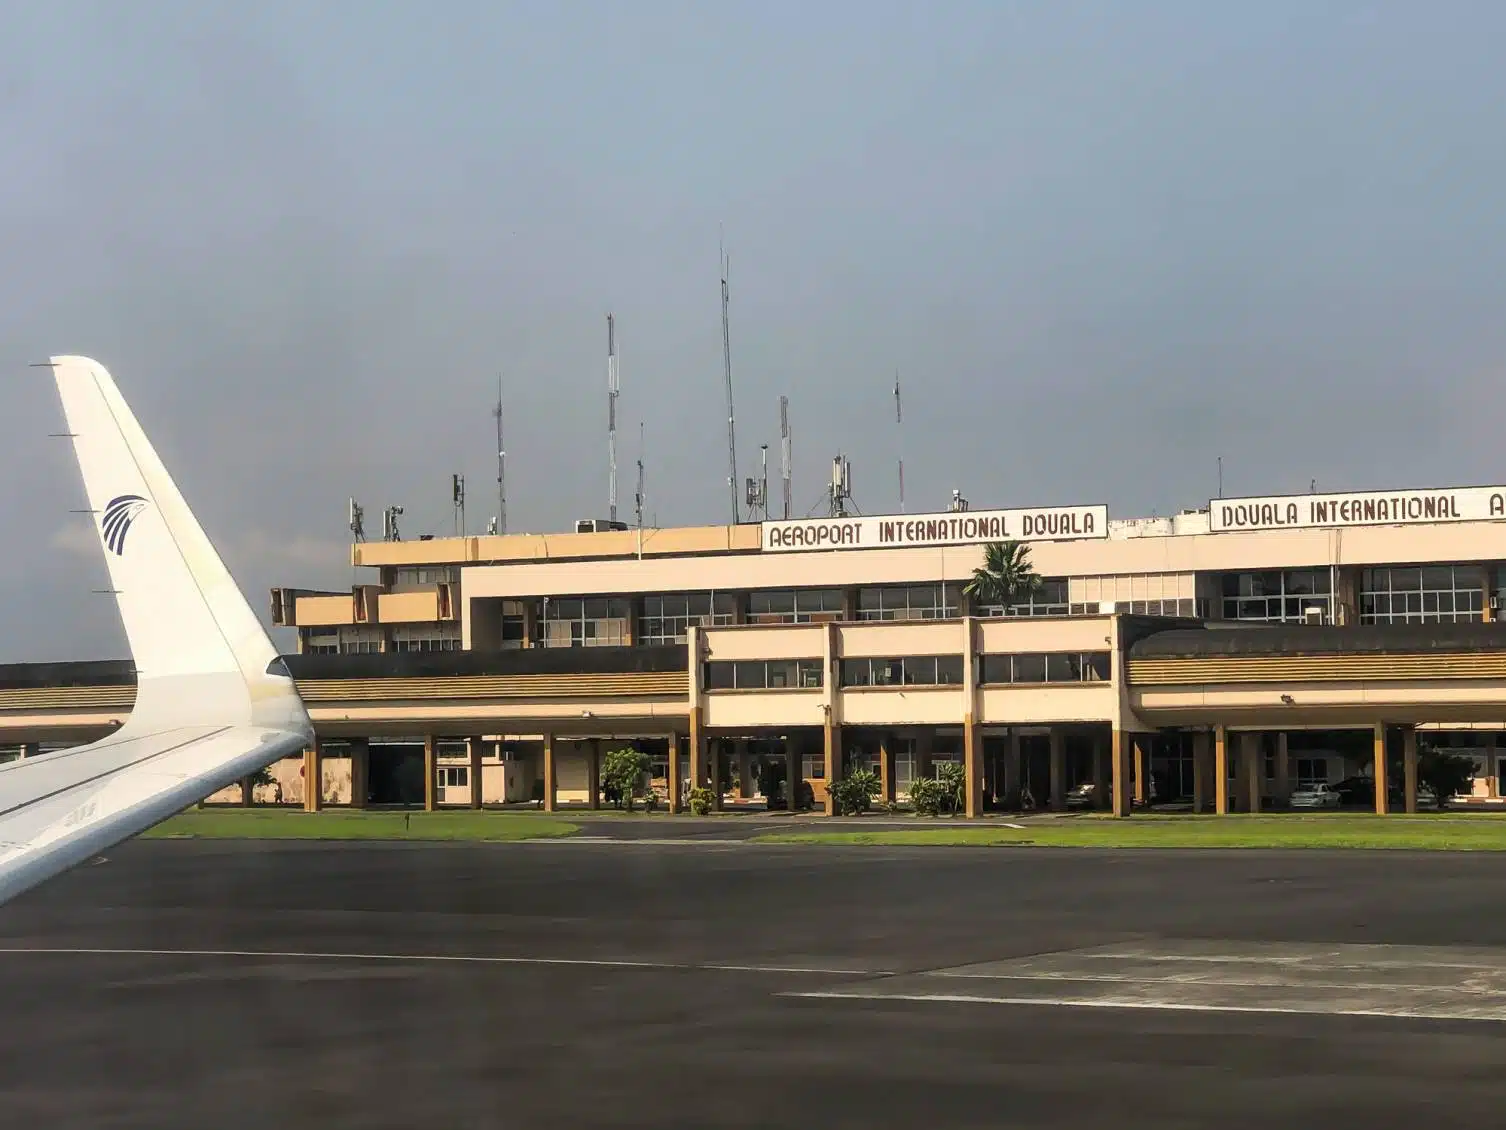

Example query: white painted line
[0,946,887,977]
[786,990,1506,1023]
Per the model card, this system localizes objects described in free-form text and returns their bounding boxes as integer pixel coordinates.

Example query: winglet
[50,355,311,738]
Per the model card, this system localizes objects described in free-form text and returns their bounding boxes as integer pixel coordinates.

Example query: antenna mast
[635,422,646,529]
[894,371,905,513]
[608,313,620,524]
[721,243,740,524]
[779,396,792,520]
[452,474,466,536]
[492,375,507,535]
[828,454,853,518]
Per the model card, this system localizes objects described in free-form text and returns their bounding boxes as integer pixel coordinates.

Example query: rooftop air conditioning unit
[574,518,629,534]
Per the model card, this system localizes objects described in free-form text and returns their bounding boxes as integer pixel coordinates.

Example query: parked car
[1290,782,1342,809]
[1065,781,1098,809]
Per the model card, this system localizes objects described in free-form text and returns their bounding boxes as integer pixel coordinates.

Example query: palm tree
[964,540,1042,614]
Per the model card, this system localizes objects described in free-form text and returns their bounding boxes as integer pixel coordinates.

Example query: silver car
[1290,783,1342,809]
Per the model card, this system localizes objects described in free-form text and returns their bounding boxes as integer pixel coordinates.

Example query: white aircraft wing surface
[0,355,313,905]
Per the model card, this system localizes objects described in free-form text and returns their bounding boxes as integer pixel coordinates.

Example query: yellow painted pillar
[666,733,682,813]
[823,719,840,816]
[964,714,982,818]
[689,707,707,795]
[1373,722,1390,815]
[1048,728,1066,812]
[879,732,894,804]
[1403,725,1418,814]
[304,743,323,813]
[1275,732,1290,808]
[542,732,557,812]
[423,736,437,812]
[469,737,485,810]
[349,738,369,809]
[1246,732,1263,814]
[1133,737,1148,806]
[1111,729,1132,818]
[1214,725,1229,815]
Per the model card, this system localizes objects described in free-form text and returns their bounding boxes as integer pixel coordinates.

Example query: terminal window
[978,578,1070,618]
[704,659,824,690]
[747,588,844,624]
[980,652,1111,684]
[856,585,962,621]
[1220,570,1331,623]
[639,592,736,645]
[542,597,632,647]
[1360,565,1484,624]
[840,655,965,686]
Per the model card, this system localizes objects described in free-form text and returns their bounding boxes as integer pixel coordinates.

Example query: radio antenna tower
[635,422,646,529]
[779,396,792,520]
[894,371,905,513]
[721,241,740,524]
[452,474,466,536]
[828,454,853,518]
[608,313,620,524]
[492,375,507,535]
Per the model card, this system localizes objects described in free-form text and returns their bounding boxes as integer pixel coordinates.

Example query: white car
[1290,783,1342,809]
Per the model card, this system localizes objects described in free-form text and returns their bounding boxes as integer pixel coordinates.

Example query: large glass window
[747,588,843,624]
[304,625,384,655]
[391,566,459,588]
[840,655,965,686]
[639,592,736,645]
[977,578,1070,618]
[1361,565,1483,624]
[704,659,824,690]
[1219,569,1332,622]
[542,597,632,647]
[980,652,1111,684]
[392,624,462,652]
[856,585,962,622]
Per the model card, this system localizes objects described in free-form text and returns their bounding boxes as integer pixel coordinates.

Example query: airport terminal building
[9,482,1506,817]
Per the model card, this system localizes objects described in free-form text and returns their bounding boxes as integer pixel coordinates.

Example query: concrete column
[736,740,752,800]
[879,732,894,803]
[1482,563,1496,623]
[1373,723,1390,815]
[349,738,369,809]
[1111,730,1132,818]
[823,718,840,816]
[1275,732,1290,807]
[1048,728,1066,812]
[469,737,485,809]
[964,715,982,818]
[304,743,323,813]
[666,733,682,813]
[588,739,601,811]
[1092,731,1109,811]
[1192,730,1210,814]
[423,736,437,812]
[917,730,935,783]
[1403,725,1418,814]
[710,738,724,812]
[1214,725,1229,815]
[1009,730,1026,808]
[542,732,557,812]
[689,707,707,796]
[1246,732,1263,814]
[1133,737,1148,806]
[786,740,802,812]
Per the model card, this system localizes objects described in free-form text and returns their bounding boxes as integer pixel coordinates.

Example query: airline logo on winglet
[101,494,149,556]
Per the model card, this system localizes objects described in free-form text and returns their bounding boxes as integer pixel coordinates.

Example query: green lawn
[146,809,579,841]
[757,813,1506,850]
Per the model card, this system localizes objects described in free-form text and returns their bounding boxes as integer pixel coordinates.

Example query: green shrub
[687,786,715,816]
[827,768,880,816]
[935,762,965,815]
[909,777,945,817]
[602,747,652,812]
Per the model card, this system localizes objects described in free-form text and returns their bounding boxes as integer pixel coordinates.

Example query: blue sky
[3,1,1506,658]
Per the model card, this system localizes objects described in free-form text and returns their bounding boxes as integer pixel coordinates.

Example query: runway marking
[0,946,889,978]
[787,940,1506,1024]
[787,990,1506,1024]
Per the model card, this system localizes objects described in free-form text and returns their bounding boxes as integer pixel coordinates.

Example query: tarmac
[1,835,1505,1127]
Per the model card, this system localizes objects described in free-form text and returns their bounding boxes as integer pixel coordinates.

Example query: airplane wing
[0,355,313,905]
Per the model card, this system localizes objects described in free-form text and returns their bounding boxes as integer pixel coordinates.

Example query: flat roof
[1130,621,1506,659]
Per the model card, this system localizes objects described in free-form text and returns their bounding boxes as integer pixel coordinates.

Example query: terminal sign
[1210,486,1506,533]
[761,505,1109,553]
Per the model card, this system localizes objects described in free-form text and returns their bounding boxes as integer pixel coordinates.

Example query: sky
[3,1,1506,661]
